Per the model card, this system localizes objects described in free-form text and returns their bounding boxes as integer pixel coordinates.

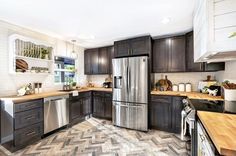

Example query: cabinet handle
[229,32,236,38]
[26,131,36,136]
[25,115,34,120]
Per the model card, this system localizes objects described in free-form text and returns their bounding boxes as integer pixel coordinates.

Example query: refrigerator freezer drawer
[112,102,148,131]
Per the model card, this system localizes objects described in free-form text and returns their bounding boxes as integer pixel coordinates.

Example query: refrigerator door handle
[126,65,129,94]
[129,66,131,94]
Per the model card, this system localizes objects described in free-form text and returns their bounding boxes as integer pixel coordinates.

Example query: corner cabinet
[84,46,113,75]
[194,0,236,62]
[114,36,151,58]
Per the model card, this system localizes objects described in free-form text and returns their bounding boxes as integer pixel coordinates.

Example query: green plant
[72,82,77,87]
[41,47,49,59]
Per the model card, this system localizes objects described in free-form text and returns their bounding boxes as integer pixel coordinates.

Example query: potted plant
[41,47,50,60]
[71,82,77,90]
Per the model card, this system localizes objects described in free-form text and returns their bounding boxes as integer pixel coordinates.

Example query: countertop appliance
[182,98,235,156]
[103,82,112,88]
[44,95,69,134]
[112,56,148,131]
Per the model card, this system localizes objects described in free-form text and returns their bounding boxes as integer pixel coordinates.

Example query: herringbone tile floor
[0,118,190,156]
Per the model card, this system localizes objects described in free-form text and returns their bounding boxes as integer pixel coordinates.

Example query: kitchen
[0,0,236,155]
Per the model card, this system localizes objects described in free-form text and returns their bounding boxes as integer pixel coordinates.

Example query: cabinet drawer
[93,91,104,97]
[151,95,172,103]
[14,122,43,147]
[69,91,91,100]
[15,99,43,113]
[79,91,92,98]
[15,108,43,130]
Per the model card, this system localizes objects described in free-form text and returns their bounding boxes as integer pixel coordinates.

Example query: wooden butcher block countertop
[0,87,112,103]
[151,91,224,101]
[198,111,236,156]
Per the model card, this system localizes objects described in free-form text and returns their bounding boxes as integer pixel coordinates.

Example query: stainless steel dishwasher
[44,95,69,134]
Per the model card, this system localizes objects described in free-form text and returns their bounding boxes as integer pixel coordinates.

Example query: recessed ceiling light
[161,17,171,24]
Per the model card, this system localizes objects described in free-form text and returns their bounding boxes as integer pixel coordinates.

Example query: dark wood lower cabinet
[69,91,92,124]
[92,91,112,120]
[1,99,43,152]
[149,96,172,131]
[171,96,185,133]
[149,95,185,134]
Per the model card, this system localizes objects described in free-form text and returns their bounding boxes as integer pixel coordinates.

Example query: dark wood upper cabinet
[114,36,151,58]
[84,49,92,74]
[84,48,99,75]
[108,46,114,74]
[186,32,203,72]
[169,36,186,72]
[84,46,113,75]
[114,40,130,57]
[98,47,109,74]
[152,35,186,73]
[130,36,151,56]
[152,39,169,72]
[152,32,225,73]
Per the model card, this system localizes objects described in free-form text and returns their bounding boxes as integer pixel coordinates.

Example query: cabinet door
[186,32,204,72]
[108,46,114,74]
[169,36,186,72]
[84,50,92,74]
[130,36,151,56]
[70,99,83,120]
[171,96,184,133]
[91,48,99,74]
[149,96,171,131]
[93,94,104,117]
[104,93,112,119]
[98,47,109,74]
[82,96,92,116]
[114,40,130,57]
[152,39,169,73]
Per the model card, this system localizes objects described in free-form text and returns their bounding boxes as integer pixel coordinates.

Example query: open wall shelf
[9,34,54,75]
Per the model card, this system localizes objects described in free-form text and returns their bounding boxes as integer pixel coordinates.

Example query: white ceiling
[0,0,196,48]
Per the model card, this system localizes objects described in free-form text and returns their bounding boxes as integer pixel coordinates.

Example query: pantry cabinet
[194,0,236,62]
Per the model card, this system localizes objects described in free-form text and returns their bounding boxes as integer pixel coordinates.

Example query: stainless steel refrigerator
[112,56,148,131]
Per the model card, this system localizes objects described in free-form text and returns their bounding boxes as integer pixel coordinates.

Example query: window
[54,56,76,84]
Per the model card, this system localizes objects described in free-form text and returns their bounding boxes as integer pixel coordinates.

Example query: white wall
[87,75,111,87]
[0,20,85,96]
[216,61,236,83]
